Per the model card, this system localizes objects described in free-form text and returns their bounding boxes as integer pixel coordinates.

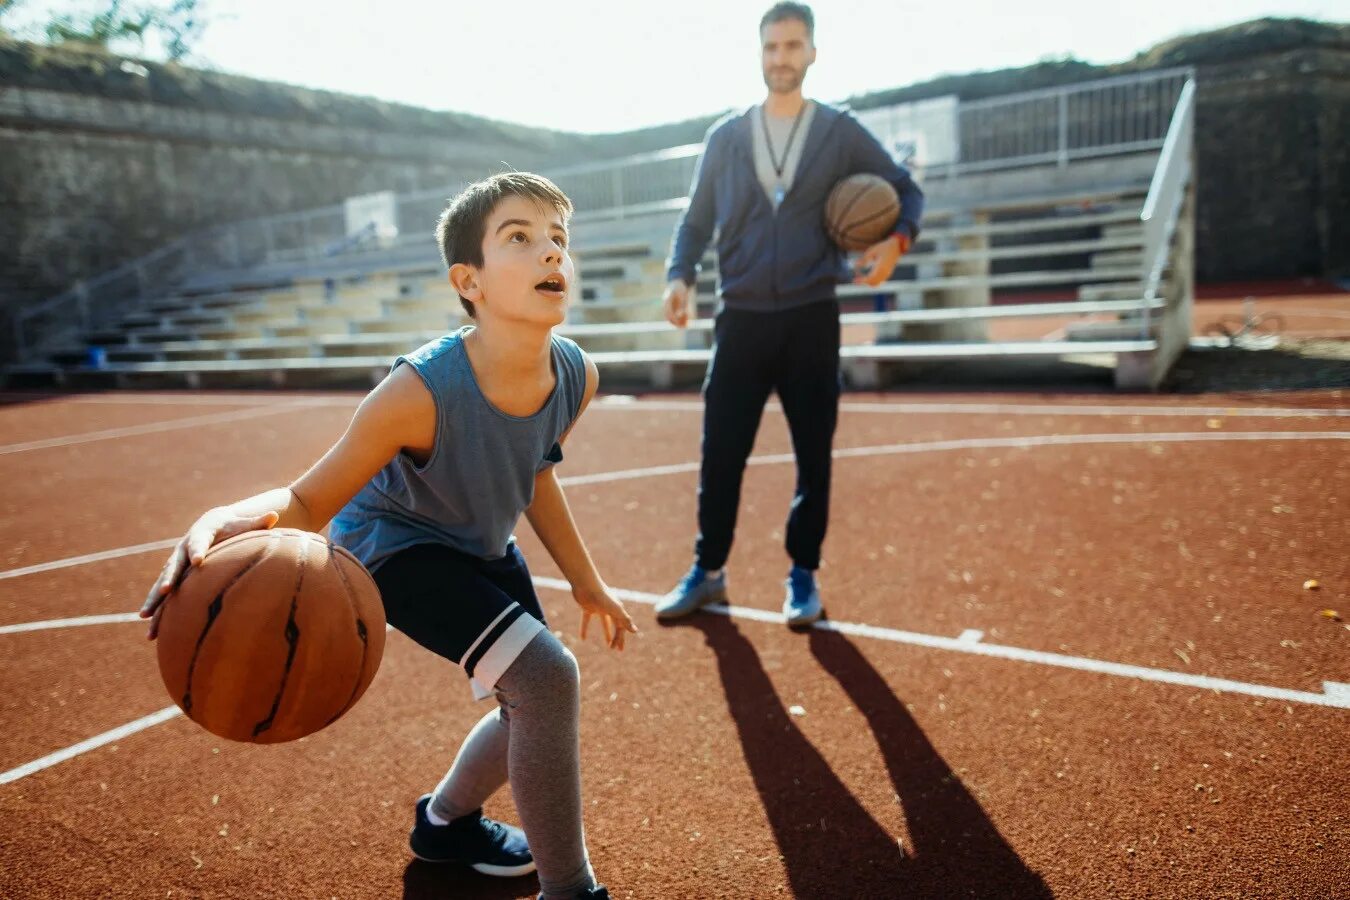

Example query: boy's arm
[140,364,435,636]
[524,354,638,650]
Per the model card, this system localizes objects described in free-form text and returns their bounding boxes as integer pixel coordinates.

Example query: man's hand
[573,581,639,651]
[662,279,694,328]
[853,232,912,287]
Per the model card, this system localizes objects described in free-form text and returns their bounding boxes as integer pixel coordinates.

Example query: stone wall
[0,37,592,315]
[1192,47,1349,282]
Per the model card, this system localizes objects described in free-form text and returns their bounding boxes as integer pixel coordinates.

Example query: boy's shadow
[673,613,1051,899]
[401,861,536,899]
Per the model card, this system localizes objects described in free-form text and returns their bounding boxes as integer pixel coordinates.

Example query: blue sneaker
[783,566,823,627]
[409,794,535,877]
[655,564,727,620]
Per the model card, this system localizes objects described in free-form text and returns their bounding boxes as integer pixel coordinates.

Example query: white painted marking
[0,402,326,455]
[1323,682,1350,702]
[558,431,1350,489]
[2,393,355,408]
[0,613,139,635]
[588,398,1350,419]
[4,430,1349,584]
[0,539,178,581]
[4,573,1345,786]
[0,706,182,786]
[530,579,1350,710]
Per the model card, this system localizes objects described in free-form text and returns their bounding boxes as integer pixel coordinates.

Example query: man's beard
[763,65,804,94]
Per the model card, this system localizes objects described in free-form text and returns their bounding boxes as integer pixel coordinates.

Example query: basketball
[155,528,386,744]
[824,173,901,251]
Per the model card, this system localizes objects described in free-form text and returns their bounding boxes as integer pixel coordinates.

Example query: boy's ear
[448,263,482,303]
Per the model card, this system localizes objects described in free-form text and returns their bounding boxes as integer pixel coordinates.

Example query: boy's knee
[538,639,581,697]
[500,631,580,705]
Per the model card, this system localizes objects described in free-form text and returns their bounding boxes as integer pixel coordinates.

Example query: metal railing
[1140,80,1195,303]
[1138,78,1196,339]
[934,67,1192,176]
[13,67,1194,361]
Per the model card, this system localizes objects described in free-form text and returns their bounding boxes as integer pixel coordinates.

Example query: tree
[2,0,207,62]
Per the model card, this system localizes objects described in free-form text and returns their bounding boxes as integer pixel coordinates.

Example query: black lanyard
[762,102,808,181]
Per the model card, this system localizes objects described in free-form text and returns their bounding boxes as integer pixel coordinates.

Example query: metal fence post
[75,283,90,331]
[1058,90,1069,167]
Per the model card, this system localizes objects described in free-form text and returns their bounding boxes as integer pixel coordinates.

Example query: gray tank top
[330,327,588,571]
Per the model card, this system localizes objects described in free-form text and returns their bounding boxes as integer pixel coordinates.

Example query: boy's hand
[138,508,280,640]
[853,232,911,287]
[573,582,639,651]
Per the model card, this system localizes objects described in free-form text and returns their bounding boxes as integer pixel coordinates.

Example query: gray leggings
[428,630,595,899]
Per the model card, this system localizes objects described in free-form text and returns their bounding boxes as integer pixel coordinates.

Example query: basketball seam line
[842,202,902,239]
[830,181,878,243]
[325,540,371,727]
[251,535,309,739]
[179,534,278,716]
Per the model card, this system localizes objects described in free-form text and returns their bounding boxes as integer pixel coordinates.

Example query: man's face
[465,194,573,327]
[761,18,815,95]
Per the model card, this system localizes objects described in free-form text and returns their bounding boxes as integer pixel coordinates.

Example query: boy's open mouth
[535,274,567,297]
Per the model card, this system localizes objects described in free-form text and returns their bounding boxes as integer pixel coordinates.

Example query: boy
[140,172,635,900]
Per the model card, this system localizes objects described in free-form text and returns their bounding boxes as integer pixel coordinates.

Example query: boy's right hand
[662,279,692,328]
[138,508,279,640]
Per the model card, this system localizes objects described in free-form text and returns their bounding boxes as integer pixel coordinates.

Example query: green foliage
[6,0,205,61]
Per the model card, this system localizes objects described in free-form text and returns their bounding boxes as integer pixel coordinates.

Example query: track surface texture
[1,375,1347,898]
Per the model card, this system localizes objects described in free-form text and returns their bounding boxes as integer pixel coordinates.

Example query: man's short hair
[760,1,814,40]
[435,172,573,318]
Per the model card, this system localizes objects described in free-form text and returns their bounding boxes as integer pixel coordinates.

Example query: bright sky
[8,0,1344,132]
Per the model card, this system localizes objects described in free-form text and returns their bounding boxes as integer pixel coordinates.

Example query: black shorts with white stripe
[373,542,548,699]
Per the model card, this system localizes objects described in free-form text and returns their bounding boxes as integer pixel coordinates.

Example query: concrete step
[1078,282,1146,302]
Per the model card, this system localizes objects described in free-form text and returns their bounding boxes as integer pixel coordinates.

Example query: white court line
[0,401,330,455]
[3,430,1350,578]
[2,392,355,407]
[0,613,139,635]
[562,430,1350,487]
[596,396,1350,419]
[0,706,182,786]
[0,539,177,581]
[528,577,1350,710]
[2,428,1348,784]
[11,391,1347,418]
[3,572,1344,787]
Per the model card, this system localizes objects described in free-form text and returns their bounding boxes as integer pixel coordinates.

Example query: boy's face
[455,194,573,327]
[761,18,815,95]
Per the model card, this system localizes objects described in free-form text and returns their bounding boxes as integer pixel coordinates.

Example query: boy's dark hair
[760,2,813,40]
[435,171,574,318]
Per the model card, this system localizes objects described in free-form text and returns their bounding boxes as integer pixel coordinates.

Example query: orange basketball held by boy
[153,527,385,744]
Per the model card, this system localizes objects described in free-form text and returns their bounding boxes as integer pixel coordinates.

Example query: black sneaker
[537,886,610,900]
[409,794,535,877]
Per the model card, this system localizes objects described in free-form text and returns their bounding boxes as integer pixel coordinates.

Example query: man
[655,2,924,627]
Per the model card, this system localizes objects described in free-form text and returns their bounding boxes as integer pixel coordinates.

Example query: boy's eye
[553,234,568,248]
[509,231,527,243]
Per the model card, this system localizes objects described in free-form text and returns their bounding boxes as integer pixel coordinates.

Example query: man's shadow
[675,613,1050,899]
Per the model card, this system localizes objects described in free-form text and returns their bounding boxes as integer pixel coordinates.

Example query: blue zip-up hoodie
[666,102,925,312]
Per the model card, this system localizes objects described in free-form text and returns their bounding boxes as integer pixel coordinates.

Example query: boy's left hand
[853,232,911,286]
[573,582,639,651]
